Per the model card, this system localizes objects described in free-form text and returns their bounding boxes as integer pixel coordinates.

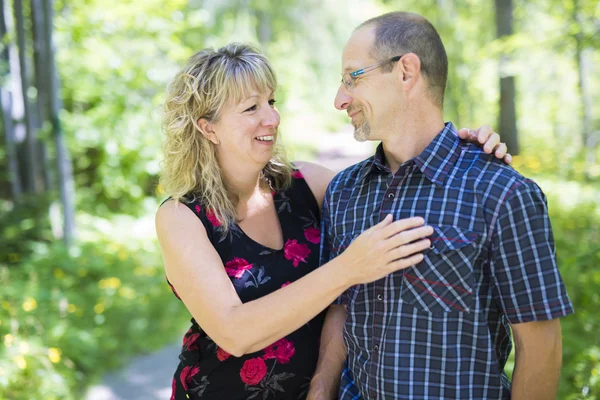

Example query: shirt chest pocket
[401,225,479,314]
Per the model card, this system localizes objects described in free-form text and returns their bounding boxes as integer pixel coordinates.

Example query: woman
[156,43,510,400]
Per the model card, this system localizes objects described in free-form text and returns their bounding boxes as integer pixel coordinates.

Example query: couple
[156,11,572,400]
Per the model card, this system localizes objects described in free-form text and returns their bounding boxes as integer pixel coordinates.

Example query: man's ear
[197,118,219,145]
[397,53,421,87]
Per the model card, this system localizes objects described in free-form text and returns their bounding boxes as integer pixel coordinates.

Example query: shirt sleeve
[319,182,349,306]
[489,180,574,324]
[319,185,333,268]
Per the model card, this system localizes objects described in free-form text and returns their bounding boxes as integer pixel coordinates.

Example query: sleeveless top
[167,171,325,400]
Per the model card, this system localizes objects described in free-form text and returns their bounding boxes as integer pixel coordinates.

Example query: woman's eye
[244,105,257,112]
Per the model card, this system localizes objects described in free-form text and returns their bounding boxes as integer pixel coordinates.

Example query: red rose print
[304,227,320,244]
[224,257,253,279]
[170,378,176,400]
[195,205,201,214]
[180,365,200,391]
[281,281,291,288]
[216,347,231,361]
[183,332,200,351]
[262,338,296,364]
[291,170,303,179]
[283,239,311,267]
[239,357,267,385]
[205,208,221,227]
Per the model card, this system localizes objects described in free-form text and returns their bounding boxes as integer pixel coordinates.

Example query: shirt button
[377,294,383,301]
[387,193,394,199]
[373,344,379,351]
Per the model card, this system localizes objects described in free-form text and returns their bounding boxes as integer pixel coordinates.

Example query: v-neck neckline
[234,190,285,252]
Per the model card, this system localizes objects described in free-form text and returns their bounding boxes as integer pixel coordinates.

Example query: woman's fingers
[369,214,393,232]
[483,133,501,153]
[390,253,425,271]
[494,143,507,158]
[385,225,433,250]
[379,217,426,239]
[386,238,431,262]
[476,125,495,144]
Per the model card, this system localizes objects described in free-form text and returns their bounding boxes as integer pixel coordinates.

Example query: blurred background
[0,0,598,399]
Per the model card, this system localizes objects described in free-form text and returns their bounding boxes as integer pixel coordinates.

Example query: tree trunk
[0,0,22,200]
[43,0,76,245]
[31,0,52,190]
[13,0,41,192]
[495,0,519,155]
[572,0,595,178]
[255,9,272,45]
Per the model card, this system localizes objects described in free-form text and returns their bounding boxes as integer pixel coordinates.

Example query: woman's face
[211,88,280,170]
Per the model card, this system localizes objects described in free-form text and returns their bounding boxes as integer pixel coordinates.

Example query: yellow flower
[117,249,129,261]
[4,334,14,347]
[19,342,29,354]
[94,303,105,314]
[53,268,65,279]
[98,277,121,289]
[48,347,61,364]
[22,297,37,312]
[108,243,121,253]
[67,304,77,313]
[118,286,137,299]
[14,355,27,369]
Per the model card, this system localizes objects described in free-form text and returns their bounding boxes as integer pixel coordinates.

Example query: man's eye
[244,105,257,112]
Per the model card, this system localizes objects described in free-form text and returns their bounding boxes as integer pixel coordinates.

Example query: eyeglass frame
[340,55,404,90]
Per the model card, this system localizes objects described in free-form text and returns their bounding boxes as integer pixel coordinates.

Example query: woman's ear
[197,118,220,145]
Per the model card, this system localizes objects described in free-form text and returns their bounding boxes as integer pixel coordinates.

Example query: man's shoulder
[461,144,543,204]
[327,156,375,193]
[463,144,523,181]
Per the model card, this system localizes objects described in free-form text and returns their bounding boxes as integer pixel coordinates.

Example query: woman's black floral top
[167,170,326,400]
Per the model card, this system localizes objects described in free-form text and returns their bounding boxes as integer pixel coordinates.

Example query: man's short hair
[359,12,448,108]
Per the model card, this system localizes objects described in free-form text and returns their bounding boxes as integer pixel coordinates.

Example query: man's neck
[381,110,445,173]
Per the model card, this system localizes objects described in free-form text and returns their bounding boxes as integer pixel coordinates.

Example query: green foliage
[0,225,189,399]
[0,0,598,397]
[549,196,600,398]
[0,196,53,264]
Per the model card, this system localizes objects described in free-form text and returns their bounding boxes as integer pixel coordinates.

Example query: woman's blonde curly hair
[159,43,293,231]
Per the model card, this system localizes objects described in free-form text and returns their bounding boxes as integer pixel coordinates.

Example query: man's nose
[334,85,352,111]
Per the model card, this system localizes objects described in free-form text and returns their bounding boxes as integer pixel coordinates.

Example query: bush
[0,228,188,399]
[549,197,600,399]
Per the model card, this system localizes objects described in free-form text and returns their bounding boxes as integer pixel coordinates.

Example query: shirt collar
[359,122,462,186]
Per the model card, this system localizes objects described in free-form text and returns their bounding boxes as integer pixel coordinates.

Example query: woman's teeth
[256,135,274,141]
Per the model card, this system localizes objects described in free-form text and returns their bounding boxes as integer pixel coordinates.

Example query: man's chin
[353,124,370,142]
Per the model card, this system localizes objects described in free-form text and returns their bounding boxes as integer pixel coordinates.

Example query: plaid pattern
[320,122,573,400]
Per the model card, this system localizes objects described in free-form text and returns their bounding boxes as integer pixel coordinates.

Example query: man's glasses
[341,55,404,90]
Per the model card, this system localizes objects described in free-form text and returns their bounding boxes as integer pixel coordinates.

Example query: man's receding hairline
[356,13,433,59]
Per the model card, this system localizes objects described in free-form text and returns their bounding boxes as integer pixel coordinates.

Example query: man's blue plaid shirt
[320,122,573,400]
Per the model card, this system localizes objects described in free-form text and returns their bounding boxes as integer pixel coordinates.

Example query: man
[308,11,573,400]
